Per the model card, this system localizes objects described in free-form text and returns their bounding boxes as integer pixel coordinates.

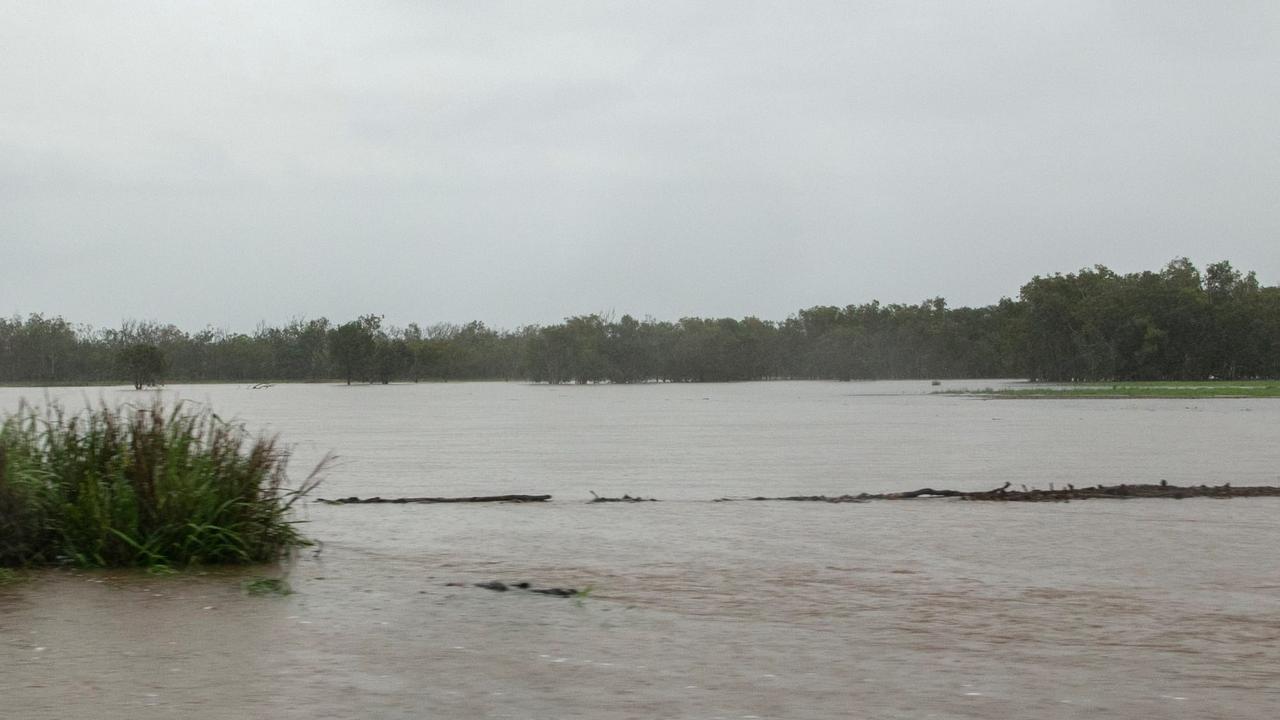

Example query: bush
[0,400,325,568]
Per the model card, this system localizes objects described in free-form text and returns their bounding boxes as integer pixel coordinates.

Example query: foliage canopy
[0,259,1277,385]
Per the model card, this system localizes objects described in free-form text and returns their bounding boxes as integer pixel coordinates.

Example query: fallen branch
[715,495,869,503]
[316,483,1280,506]
[961,482,1280,502]
[715,482,1280,503]
[887,488,969,498]
[316,494,551,505]
[589,491,658,503]
[461,581,581,598]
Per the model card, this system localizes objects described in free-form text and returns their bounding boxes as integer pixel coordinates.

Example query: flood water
[3,380,1279,719]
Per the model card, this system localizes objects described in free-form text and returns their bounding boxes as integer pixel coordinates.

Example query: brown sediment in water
[7,489,1280,719]
[4,381,1280,719]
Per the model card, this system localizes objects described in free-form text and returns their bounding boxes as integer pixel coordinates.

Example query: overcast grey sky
[2,1,1277,332]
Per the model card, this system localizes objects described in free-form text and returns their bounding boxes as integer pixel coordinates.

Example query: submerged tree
[329,315,381,384]
[372,338,414,384]
[119,343,166,390]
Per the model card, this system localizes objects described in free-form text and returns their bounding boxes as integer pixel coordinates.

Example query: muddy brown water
[3,381,1279,719]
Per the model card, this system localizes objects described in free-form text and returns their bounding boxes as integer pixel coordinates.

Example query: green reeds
[0,400,326,568]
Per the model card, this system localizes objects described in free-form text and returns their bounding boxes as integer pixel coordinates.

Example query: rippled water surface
[3,381,1279,719]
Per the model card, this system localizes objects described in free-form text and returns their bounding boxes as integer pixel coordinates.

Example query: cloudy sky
[2,1,1277,331]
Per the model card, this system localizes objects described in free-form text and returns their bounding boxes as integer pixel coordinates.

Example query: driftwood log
[450,581,581,597]
[589,491,658,503]
[960,481,1280,502]
[715,494,869,503]
[717,482,1280,503]
[318,483,1280,506]
[316,494,551,505]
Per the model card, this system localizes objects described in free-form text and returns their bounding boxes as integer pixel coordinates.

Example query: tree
[372,338,413,384]
[119,344,166,390]
[329,315,381,384]
[604,314,654,383]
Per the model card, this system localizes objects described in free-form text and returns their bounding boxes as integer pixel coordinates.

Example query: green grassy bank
[0,401,325,569]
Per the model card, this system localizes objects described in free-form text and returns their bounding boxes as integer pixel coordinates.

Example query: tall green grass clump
[0,400,325,568]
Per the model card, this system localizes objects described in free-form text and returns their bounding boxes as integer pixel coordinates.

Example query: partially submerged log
[589,491,658,503]
[715,495,869,503]
[887,488,968,499]
[316,494,551,505]
[961,482,1280,502]
[716,482,1280,503]
[461,581,581,598]
[317,483,1280,506]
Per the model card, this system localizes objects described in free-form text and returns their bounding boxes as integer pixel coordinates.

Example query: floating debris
[714,495,870,503]
[959,481,1280,502]
[317,494,551,505]
[319,483,1280,507]
[469,581,581,598]
[716,482,1280,503]
[589,491,658,503]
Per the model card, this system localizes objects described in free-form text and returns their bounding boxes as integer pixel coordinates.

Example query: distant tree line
[1,259,1277,386]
